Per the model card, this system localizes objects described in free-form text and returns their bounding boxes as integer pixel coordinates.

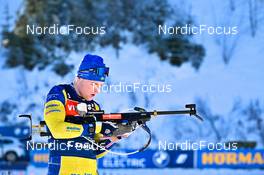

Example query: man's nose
[94,87,100,93]
[93,84,102,93]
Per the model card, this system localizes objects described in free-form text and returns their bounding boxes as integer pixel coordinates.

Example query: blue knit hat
[77,54,109,82]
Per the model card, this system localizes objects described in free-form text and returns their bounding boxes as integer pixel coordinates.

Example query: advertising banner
[98,149,194,169]
[197,149,264,169]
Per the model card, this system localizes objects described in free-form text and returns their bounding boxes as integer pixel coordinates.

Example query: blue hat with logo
[77,54,109,82]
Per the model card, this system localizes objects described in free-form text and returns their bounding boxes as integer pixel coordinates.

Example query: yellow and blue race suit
[44,84,116,175]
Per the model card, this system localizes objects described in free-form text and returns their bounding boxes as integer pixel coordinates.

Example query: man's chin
[85,95,95,101]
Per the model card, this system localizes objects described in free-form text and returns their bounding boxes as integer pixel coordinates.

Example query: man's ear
[75,76,82,82]
[73,76,80,86]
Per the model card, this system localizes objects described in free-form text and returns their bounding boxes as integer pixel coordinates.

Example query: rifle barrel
[150,109,195,116]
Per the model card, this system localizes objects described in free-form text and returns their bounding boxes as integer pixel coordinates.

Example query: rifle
[19,104,202,155]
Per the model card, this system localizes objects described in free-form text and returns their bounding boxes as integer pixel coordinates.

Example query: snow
[1,0,262,122]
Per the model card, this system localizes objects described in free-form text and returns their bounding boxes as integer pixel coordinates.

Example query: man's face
[75,78,104,101]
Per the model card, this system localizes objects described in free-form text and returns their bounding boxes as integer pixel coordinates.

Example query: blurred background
[0,0,263,174]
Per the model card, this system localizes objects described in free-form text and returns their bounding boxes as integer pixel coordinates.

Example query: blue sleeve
[46,85,65,104]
